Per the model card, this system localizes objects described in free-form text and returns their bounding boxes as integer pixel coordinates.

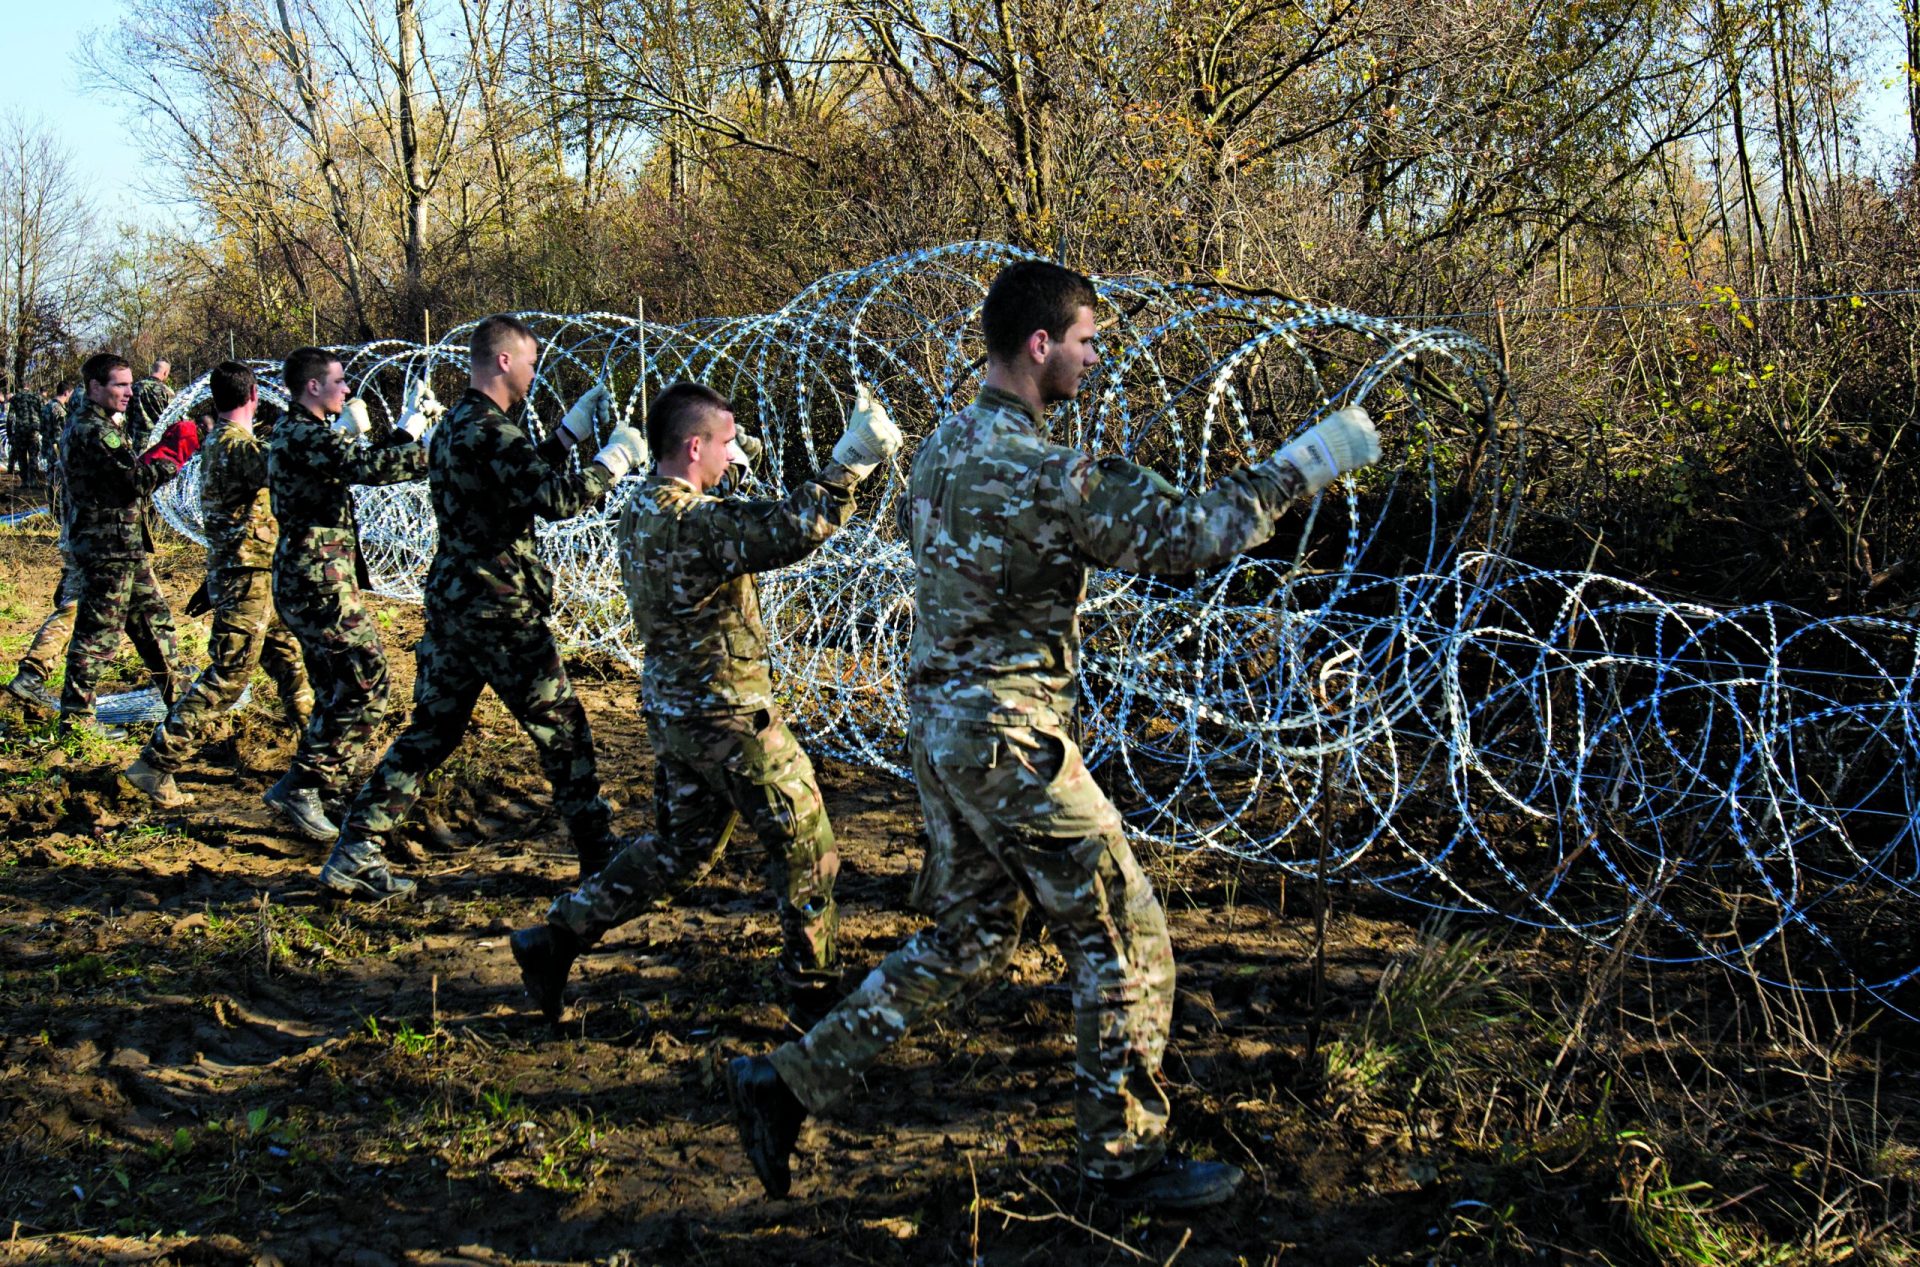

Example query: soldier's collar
[974,385,1042,428]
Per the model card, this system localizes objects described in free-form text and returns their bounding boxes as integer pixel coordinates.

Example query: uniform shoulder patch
[102,429,124,449]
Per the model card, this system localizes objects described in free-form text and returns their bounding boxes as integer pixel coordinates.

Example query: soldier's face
[500,332,539,405]
[689,409,738,492]
[1040,306,1099,404]
[306,362,349,416]
[90,368,134,413]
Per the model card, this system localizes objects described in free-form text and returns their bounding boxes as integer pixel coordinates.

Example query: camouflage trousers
[60,555,182,721]
[770,715,1175,1181]
[547,706,838,988]
[273,540,390,796]
[16,557,82,680]
[144,567,313,773]
[341,613,608,848]
[10,432,39,480]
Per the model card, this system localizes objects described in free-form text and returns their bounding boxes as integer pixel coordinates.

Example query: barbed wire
[131,241,1918,1007]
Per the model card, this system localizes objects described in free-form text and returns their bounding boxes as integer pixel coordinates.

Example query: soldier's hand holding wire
[139,417,203,469]
[592,426,648,480]
[1269,405,1380,495]
[558,384,611,451]
[333,397,373,439]
[831,384,903,481]
[397,376,443,442]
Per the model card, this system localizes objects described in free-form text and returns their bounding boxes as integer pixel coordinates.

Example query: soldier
[261,346,429,843]
[726,260,1383,1208]
[506,380,902,1026]
[41,384,72,495]
[8,381,43,484]
[122,362,314,808]
[128,359,175,439]
[317,314,645,899]
[57,352,193,733]
[6,385,87,715]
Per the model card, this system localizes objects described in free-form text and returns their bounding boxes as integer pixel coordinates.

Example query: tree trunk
[396,0,428,337]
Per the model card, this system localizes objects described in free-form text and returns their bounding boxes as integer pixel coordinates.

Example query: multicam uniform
[769,385,1311,1181]
[542,458,864,990]
[140,408,313,772]
[337,389,617,864]
[58,400,185,722]
[267,403,427,798]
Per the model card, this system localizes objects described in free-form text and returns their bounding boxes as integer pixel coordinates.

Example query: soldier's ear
[1025,326,1052,366]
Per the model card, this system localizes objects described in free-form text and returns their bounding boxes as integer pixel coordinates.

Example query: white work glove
[333,397,373,439]
[1272,405,1380,495]
[830,384,904,481]
[397,377,444,440]
[558,384,611,450]
[592,426,648,481]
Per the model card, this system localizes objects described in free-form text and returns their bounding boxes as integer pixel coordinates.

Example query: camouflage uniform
[40,398,66,495]
[337,389,617,857]
[8,390,42,480]
[127,375,174,441]
[769,386,1311,1180]
[58,401,185,722]
[13,397,86,688]
[141,410,313,772]
[543,460,862,989]
[268,403,427,796]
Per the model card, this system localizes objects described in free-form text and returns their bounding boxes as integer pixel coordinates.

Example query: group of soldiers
[4,377,77,490]
[2,262,1383,1211]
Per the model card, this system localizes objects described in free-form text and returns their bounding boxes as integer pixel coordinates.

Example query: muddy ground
[0,474,1914,1266]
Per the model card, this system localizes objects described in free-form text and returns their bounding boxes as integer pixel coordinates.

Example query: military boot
[317,835,416,900]
[5,667,56,716]
[1088,1156,1244,1209]
[727,1054,808,1199]
[263,772,340,842]
[122,754,192,809]
[509,924,582,1024]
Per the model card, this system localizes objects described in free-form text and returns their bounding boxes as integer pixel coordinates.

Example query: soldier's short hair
[283,346,340,399]
[209,361,256,413]
[981,261,1098,364]
[471,313,537,367]
[648,381,733,459]
[82,352,131,387]
[151,358,171,378]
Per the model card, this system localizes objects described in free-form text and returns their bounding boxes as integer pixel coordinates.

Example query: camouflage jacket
[268,402,427,579]
[199,412,280,573]
[40,398,65,455]
[906,386,1308,726]
[618,463,859,716]
[8,392,42,441]
[424,388,615,624]
[127,376,174,443]
[64,400,181,563]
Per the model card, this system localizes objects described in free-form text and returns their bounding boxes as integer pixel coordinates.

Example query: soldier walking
[6,385,86,715]
[57,353,194,734]
[40,384,72,494]
[262,346,428,844]
[317,314,645,899]
[122,362,314,808]
[727,260,1383,1209]
[8,382,43,484]
[507,380,902,1025]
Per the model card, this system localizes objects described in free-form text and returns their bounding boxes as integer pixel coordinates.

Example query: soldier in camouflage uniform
[57,353,192,731]
[8,384,43,483]
[127,360,175,440]
[262,346,429,844]
[40,385,72,496]
[507,380,903,1025]
[318,314,646,899]
[728,260,1383,1208]
[6,387,85,715]
[123,363,313,808]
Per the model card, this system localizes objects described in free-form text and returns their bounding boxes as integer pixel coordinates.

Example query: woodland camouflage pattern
[543,461,865,984]
[143,412,312,773]
[8,390,42,476]
[58,400,183,719]
[340,388,616,851]
[771,385,1311,1180]
[127,375,174,441]
[269,402,426,793]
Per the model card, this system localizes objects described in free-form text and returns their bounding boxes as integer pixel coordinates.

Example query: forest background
[3,0,1920,603]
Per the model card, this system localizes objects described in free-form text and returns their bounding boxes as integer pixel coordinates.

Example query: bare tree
[0,112,94,388]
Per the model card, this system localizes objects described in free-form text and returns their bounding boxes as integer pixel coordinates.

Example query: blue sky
[0,0,176,229]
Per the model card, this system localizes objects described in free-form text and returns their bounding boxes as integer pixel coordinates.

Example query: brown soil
[0,474,1912,1266]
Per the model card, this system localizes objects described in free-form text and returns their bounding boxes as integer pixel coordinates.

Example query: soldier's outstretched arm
[1059,406,1382,575]
[332,425,428,487]
[487,415,614,522]
[685,463,862,580]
